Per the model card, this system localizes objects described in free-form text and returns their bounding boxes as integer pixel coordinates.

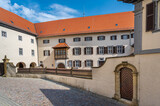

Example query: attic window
[115,24,118,26]
[27,27,30,30]
[88,26,90,29]
[63,28,65,31]
[40,31,43,33]
[10,20,14,24]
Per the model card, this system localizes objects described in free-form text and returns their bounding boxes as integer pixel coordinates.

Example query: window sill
[152,29,160,33]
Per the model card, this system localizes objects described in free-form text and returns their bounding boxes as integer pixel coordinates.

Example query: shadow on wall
[42,50,54,68]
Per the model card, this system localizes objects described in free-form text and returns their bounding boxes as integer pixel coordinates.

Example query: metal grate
[120,67,133,101]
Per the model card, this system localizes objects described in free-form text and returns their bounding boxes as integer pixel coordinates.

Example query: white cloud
[0,0,79,23]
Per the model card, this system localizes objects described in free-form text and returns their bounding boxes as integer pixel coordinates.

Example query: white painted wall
[0,26,38,67]
[38,31,134,69]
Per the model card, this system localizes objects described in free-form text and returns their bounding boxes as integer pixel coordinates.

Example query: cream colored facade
[38,31,134,69]
[0,26,38,68]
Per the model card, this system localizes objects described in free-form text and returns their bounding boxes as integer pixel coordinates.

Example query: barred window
[2,31,7,37]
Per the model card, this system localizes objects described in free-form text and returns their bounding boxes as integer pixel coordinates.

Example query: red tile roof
[0,7,134,37]
[35,11,134,37]
[53,43,70,49]
[0,7,37,35]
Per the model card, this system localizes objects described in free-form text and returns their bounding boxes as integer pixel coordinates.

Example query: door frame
[114,62,138,106]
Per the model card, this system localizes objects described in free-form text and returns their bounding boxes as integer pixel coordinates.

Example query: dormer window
[63,28,65,31]
[10,20,14,24]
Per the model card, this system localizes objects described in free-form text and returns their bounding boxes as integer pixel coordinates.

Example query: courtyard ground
[0,77,125,106]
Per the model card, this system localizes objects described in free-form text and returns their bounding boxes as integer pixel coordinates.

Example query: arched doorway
[120,67,133,101]
[30,62,36,68]
[16,62,26,68]
[114,62,138,106]
[57,63,65,68]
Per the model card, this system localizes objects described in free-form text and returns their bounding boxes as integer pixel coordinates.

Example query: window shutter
[127,35,129,39]
[110,36,112,40]
[113,46,117,54]
[98,36,99,40]
[79,61,81,67]
[84,48,86,55]
[121,35,123,39]
[43,51,45,56]
[104,47,108,54]
[123,46,125,53]
[59,39,60,43]
[85,60,86,67]
[73,61,75,67]
[79,48,81,55]
[91,47,93,54]
[115,36,117,40]
[64,39,66,43]
[48,50,50,56]
[97,47,99,54]
[73,48,75,55]
[146,2,155,31]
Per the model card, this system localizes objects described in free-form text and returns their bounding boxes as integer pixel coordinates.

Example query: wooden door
[58,63,65,68]
[120,67,133,101]
[0,63,4,76]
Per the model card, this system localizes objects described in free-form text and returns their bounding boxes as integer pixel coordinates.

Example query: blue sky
[0,0,134,23]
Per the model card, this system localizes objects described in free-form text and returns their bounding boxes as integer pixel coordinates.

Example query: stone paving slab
[0,77,126,106]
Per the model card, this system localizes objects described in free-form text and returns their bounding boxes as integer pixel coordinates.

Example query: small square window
[63,28,65,31]
[43,40,50,44]
[88,26,90,29]
[19,48,23,55]
[2,31,7,37]
[31,50,35,56]
[31,39,34,43]
[18,36,22,41]
[121,35,129,40]
[111,35,117,40]
[85,37,92,41]
[59,39,65,43]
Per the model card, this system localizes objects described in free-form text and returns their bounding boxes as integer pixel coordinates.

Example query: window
[146,2,155,31]
[73,37,81,42]
[131,33,134,38]
[31,50,35,56]
[111,35,117,40]
[19,48,23,55]
[84,47,93,55]
[2,31,7,37]
[85,37,92,41]
[74,60,81,67]
[18,35,22,41]
[85,60,93,67]
[98,47,104,54]
[108,46,113,54]
[73,48,81,55]
[117,45,125,54]
[97,36,105,40]
[121,35,129,40]
[43,40,49,44]
[68,60,72,67]
[31,39,34,43]
[43,50,50,56]
[59,39,65,43]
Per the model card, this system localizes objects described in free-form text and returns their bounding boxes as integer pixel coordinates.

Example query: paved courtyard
[0,77,125,106]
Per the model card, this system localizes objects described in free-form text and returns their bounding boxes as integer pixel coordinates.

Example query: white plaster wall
[38,31,134,68]
[0,26,38,67]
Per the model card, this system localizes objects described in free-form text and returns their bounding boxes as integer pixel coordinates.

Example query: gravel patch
[0,77,126,106]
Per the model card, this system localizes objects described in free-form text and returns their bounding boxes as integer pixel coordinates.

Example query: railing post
[70,68,73,77]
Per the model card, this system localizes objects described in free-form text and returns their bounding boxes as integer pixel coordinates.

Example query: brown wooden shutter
[79,61,81,67]
[127,35,129,39]
[104,47,108,54]
[73,48,75,55]
[79,48,81,55]
[73,61,75,67]
[146,2,155,31]
[110,36,112,40]
[115,36,117,40]
[113,46,117,54]
[85,60,86,67]
[91,47,93,54]
[43,51,45,56]
[97,47,99,54]
[98,36,100,40]
[123,46,125,53]
[48,50,50,56]
[121,35,123,39]
[84,48,86,55]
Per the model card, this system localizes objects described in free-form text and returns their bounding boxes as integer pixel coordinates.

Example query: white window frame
[19,48,23,55]
[59,39,65,43]
[74,48,80,55]
[108,46,113,54]
[99,47,104,54]
[43,40,49,44]
[44,50,50,56]
[117,45,123,54]
[86,47,92,55]
[68,60,72,67]
[86,60,92,67]
[2,31,7,37]
[73,37,81,42]
[75,60,80,67]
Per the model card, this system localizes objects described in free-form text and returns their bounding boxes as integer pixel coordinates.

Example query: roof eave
[118,0,142,4]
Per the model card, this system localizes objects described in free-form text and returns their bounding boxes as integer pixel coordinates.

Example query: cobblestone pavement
[0,77,126,106]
